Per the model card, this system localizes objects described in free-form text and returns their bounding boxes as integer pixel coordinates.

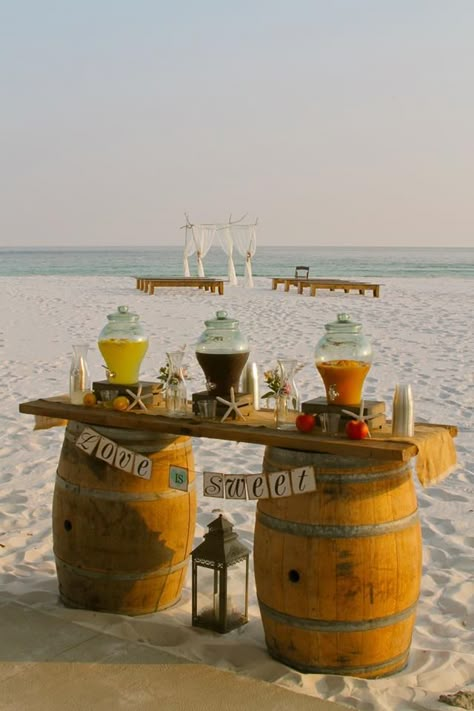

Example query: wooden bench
[134,277,225,295]
[271,277,380,298]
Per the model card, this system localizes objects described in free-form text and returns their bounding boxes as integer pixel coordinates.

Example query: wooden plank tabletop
[19,398,457,463]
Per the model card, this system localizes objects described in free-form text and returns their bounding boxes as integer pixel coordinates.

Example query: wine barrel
[53,421,196,615]
[254,447,422,679]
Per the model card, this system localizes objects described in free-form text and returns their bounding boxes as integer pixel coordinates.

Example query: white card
[95,436,118,465]
[268,470,292,498]
[75,427,101,455]
[291,466,316,494]
[203,471,224,498]
[224,475,248,500]
[114,446,135,474]
[133,453,152,480]
[246,474,269,500]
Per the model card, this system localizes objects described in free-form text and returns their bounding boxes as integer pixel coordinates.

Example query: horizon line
[0,244,472,251]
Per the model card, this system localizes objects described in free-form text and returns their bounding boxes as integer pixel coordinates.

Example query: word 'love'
[75,426,152,480]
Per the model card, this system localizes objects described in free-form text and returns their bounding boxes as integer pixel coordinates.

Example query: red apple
[296,413,316,433]
[345,419,370,440]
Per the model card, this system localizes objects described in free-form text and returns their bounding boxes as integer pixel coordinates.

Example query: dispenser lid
[324,313,362,333]
[204,310,239,330]
[106,305,140,323]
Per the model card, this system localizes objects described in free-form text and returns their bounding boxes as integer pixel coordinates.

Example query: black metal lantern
[192,514,250,634]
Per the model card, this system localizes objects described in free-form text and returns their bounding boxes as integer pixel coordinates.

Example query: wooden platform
[272,277,380,297]
[134,277,225,295]
[19,397,456,463]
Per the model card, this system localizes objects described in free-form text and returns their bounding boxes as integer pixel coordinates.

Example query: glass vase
[69,344,91,405]
[274,358,300,429]
[165,350,188,417]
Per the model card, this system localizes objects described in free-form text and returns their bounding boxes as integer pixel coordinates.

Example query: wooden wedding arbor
[182,214,258,287]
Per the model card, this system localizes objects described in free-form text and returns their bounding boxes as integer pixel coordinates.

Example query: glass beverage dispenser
[314,313,372,406]
[98,305,149,385]
[195,311,249,398]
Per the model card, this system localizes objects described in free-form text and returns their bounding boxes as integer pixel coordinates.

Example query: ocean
[0,246,473,279]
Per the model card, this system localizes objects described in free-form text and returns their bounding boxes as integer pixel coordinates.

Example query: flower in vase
[262,362,304,410]
[262,367,281,400]
[262,367,292,399]
[157,363,189,389]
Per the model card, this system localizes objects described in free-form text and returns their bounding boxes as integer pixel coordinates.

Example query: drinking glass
[100,389,119,408]
[319,412,341,434]
[198,399,217,420]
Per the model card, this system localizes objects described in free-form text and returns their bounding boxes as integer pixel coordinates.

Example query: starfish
[216,387,246,423]
[125,386,153,411]
[341,400,378,438]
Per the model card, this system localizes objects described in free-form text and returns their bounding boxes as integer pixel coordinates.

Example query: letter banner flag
[75,427,318,499]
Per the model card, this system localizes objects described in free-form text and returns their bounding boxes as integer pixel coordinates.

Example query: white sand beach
[1,275,473,710]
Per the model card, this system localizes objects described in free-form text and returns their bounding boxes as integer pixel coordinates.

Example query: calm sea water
[0,246,473,278]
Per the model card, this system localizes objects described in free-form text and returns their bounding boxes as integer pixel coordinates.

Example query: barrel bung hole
[64,520,72,532]
[288,569,300,583]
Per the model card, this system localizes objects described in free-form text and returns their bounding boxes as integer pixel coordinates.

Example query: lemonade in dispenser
[314,313,372,406]
[98,305,148,385]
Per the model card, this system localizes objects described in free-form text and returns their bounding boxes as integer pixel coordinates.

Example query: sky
[1,1,473,248]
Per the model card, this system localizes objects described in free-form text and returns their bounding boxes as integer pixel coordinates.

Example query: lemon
[112,395,130,412]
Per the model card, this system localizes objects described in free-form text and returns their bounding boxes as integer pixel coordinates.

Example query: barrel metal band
[268,647,410,677]
[256,509,419,538]
[55,472,195,500]
[258,597,418,632]
[55,554,189,580]
[314,462,411,483]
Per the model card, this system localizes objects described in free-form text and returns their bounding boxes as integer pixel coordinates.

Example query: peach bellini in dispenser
[314,313,372,406]
[98,305,149,385]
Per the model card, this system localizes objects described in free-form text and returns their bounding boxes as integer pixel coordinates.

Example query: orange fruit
[112,395,130,412]
[83,392,97,407]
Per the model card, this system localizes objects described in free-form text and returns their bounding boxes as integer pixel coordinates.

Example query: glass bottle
[195,310,249,398]
[392,384,415,437]
[240,361,260,410]
[165,350,188,417]
[275,358,300,429]
[98,305,148,385]
[69,344,91,404]
[314,313,372,406]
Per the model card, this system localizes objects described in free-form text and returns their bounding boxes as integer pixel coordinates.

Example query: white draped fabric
[217,226,238,285]
[191,225,216,277]
[231,224,257,288]
[182,227,196,277]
